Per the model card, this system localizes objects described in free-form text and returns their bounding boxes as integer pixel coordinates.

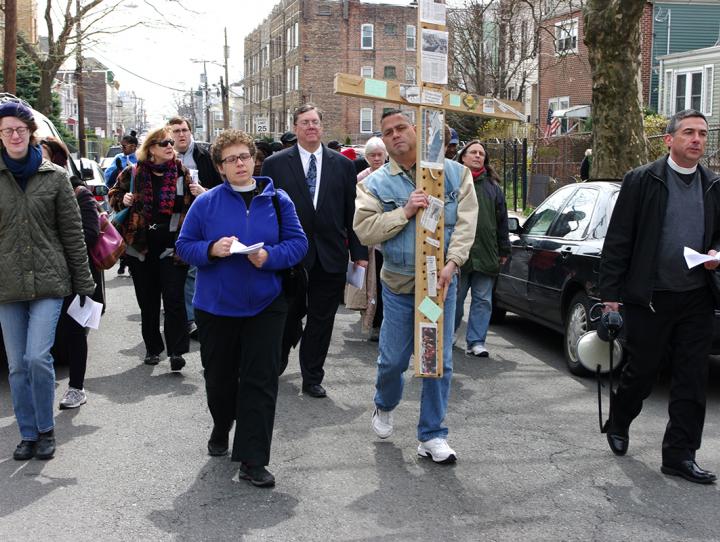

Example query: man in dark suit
[262,104,368,398]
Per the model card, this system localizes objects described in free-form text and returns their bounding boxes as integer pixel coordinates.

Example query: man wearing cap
[280,131,297,149]
[445,128,459,159]
[600,109,720,484]
[262,104,368,398]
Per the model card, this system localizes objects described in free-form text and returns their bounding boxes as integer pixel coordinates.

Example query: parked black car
[492,180,720,375]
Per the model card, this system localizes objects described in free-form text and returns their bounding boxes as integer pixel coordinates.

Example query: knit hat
[0,101,34,122]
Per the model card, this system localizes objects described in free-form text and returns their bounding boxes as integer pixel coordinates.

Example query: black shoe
[207,427,229,457]
[144,354,160,366]
[302,383,327,398]
[661,460,717,484]
[606,432,629,456]
[36,431,56,460]
[13,440,36,460]
[170,355,186,371]
[239,464,275,487]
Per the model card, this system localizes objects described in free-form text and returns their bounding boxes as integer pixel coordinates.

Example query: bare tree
[5,0,187,114]
[583,0,647,179]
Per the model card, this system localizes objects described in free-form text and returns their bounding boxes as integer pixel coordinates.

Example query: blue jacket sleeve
[176,194,216,266]
[263,190,308,271]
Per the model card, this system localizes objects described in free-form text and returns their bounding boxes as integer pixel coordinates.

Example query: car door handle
[524,244,534,252]
[560,246,573,258]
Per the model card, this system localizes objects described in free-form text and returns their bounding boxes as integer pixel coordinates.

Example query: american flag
[544,107,561,137]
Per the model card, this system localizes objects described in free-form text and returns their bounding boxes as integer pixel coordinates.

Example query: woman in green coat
[0,99,95,461]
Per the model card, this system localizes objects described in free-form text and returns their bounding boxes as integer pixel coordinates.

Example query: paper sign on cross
[335,2,524,378]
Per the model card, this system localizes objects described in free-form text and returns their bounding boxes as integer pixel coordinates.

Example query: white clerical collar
[231,180,257,192]
[668,155,697,175]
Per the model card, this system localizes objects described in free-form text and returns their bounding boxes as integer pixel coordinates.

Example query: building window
[361,24,374,50]
[555,19,578,54]
[406,25,416,50]
[361,66,374,78]
[669,67,714,115]
[295,65,299,90]
[384,23,396,36]
[548,96,569,134]
[384,66,397,80]
[286,23,299,52]
[360,108,373,133]
[294,22,299,48]
[405,66,416,84]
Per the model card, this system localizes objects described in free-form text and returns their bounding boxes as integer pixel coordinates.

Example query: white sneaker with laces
[467,344,489,357]
[417,438,457,464]
[371,407,394,439]
[59,387,87,410]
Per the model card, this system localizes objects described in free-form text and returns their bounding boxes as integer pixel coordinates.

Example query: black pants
[52,295,88,390]
[196,295,287,466]
[372,249,384,329]
[126,248,189,357]
[295,261,346,386]
[610,287,713,464]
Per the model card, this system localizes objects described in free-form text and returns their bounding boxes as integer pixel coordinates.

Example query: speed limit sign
[255,117,269,134]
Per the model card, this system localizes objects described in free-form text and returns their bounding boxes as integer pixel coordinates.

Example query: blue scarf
[3,145,43,192]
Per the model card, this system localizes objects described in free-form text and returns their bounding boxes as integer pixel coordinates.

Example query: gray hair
[666,109,708,134]
[364,136,387,156]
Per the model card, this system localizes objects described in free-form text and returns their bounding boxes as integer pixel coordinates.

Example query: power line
[89,51,192,92]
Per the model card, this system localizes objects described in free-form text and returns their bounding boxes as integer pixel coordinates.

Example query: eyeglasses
[154,139,175,148]
[220,153,254,165]
[171,128,190,135]
[0,126,30,137]
[297,119,321,127]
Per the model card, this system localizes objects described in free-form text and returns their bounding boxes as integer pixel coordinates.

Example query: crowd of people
[1,97,718,488]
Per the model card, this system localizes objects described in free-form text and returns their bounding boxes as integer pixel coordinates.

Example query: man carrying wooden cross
[354,109,478,464]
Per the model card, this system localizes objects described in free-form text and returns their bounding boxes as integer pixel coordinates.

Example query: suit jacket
[261,144,368,274]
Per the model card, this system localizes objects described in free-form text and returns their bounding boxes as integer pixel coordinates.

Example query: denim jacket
[354,158,478,277]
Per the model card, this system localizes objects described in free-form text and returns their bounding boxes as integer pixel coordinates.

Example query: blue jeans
[375,276,457,442]
[184,265,197,323]
[0,298,63,440]
[454,270,494,347]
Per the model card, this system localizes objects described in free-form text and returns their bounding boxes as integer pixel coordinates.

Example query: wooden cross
[335,5,524,378]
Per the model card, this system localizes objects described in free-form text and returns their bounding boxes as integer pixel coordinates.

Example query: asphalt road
[2,271,720,541]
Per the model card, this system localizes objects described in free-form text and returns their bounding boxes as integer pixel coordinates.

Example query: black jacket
[193,143,222,189]
[600,155,720,307]
[261,144,368,273]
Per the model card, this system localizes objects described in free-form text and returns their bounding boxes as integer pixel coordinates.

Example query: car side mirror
[88,184,108,197]
[508,217,521,234]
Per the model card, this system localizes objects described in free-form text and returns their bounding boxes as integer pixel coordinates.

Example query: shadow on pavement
[148,457,298,540]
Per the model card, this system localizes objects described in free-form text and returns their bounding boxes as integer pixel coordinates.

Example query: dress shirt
[298,144,323,208]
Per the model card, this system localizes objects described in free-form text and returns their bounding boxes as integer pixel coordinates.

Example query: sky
[39,0,421,126]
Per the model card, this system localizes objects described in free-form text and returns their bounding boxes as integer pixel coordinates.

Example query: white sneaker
[59,387,87,410]
[417,438,457,464]
[467,344,489,357]
[452,332,458,346]
[371,407,394,439]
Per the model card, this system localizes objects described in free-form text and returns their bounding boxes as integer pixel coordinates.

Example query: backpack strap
[271,193,282,235]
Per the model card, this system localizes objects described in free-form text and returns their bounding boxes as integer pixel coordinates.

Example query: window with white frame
[361,66,374,78]
[405,66,416,84]
[549,96,569,112]
[555,19,578,54]
[294,65,299,90]
[361,24,374,49]
[406,25,416,50]
[669,66,714,115]
[294,22,299,48]
[360,108,373,133]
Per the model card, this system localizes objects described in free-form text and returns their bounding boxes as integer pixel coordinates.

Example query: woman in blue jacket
[176,130,307,488]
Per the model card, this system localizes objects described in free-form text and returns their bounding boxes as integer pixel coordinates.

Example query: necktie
[306,154,317,200]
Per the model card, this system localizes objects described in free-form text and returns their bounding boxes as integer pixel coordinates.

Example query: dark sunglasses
[155,138,175,148]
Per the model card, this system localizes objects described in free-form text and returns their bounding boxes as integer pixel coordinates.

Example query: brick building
[0,0,38,57]
[243,0,417,144]
[537,2,653,134]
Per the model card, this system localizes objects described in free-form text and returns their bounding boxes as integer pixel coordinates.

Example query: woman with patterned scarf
[109,126,196,372]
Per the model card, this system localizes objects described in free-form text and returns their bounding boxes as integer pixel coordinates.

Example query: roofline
[658,45,720,62]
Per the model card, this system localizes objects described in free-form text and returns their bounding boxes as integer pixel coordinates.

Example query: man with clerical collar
[600,109,720,484]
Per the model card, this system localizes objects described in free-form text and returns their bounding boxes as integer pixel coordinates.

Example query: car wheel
[563,292,594,376]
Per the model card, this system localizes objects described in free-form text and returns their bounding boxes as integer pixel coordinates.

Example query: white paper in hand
[683,246,720,269]
[346,261,366,289]
[67,295,104,329]
[230,240,264,254]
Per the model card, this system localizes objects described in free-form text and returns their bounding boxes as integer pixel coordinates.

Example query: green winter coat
[0,156,95,303]
[463,172,511,276]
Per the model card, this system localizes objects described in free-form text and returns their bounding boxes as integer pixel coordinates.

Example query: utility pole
[223,27,230,129]
[75,0,86,156]
[3,0,17,94]
[203,61,211,142]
